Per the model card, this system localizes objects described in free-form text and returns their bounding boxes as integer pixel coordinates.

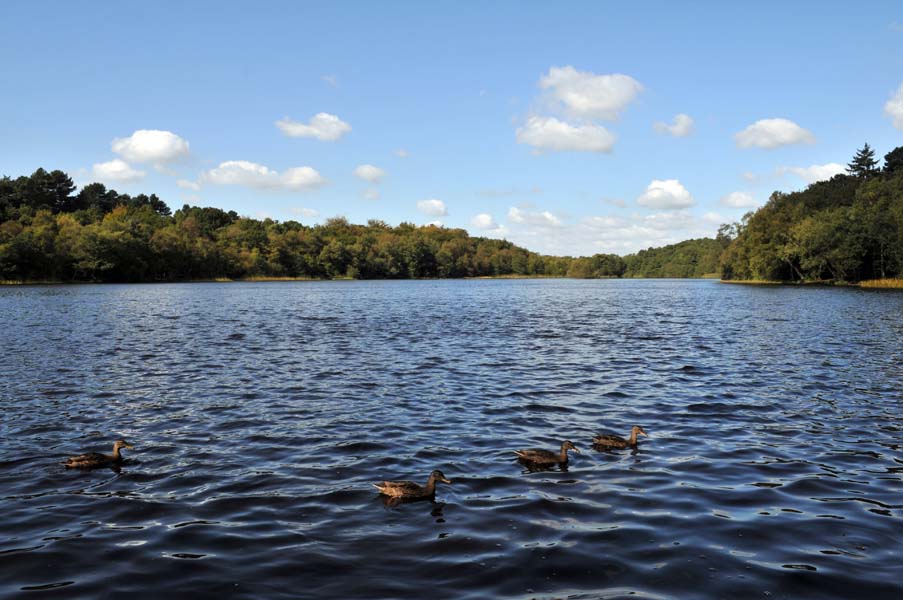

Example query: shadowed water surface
[1,279,901,599]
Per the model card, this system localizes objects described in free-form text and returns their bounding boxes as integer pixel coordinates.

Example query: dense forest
[720,144,903,283]
[3,143,901,284]
[0,170,635,282]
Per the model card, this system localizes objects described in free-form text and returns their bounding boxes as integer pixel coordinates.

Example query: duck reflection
[519,460,570,474]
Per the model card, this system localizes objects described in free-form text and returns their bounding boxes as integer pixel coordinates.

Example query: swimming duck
[514,440,580,465]
[592,426,648,449]
[374,469,452,499]
[64,439,134,469]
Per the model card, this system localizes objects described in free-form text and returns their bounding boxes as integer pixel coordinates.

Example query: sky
[3,1,903,256]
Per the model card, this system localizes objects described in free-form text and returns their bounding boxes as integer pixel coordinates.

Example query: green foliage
[623,238,724,278]
[847,143,879,178]
[722,144,903,282]
[1,168,640,282]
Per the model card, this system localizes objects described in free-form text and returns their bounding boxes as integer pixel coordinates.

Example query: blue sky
[3,1,903,255]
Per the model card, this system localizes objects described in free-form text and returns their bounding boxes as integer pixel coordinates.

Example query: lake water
[1,279,901,599]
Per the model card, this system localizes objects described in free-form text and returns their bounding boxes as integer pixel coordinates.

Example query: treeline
[721,144,903,282]
[623,238,725,278]
[1,169,636,282]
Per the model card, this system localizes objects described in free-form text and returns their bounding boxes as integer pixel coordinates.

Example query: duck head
[562,440,580,454]
[632,426,649,438]
[430,470,452,484]
[114,440,135,451]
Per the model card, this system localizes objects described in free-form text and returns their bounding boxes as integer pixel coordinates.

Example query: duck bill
[440,477,452,484]
[572,447,581,453]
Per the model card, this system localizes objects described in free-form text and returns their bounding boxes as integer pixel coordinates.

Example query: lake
[1,279,901,599]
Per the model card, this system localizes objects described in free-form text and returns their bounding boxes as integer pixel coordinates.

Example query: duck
[64,439,134,469]
[373,469,452,499]
[514,440,579,465]
[592,426,648,450]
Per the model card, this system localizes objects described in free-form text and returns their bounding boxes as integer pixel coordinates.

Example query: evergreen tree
[847,143,879,178]
[883,146,903,175]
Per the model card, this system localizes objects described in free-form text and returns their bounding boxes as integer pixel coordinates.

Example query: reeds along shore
[720,278,903,289]
[859,278,903,289]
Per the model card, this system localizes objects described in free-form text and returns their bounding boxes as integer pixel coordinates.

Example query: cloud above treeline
[112,129,190,164]
[276,113,351,141]
[516,65,641,154]
[636,179,695,209]
[92,158,146,183]
[734,118,815,149]
[203,160,327,191]
[884,83,903,129]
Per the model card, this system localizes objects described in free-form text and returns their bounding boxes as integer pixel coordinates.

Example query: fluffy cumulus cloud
[654,113,694,137]
[516,116,615,153]
[203,160,327,191]
[471,213,498,229]
[111,130,190,164]
[779,162,846,184]
[507,206,561,227]
[92,159,145,183]
[883,83,903,129]
[416,199,447,217]
[539,66,643,120]
[353,164,385,183]
[734,118,815,149]
[636,179,695,209]
[275,113,351,141]
[720,191,759,208]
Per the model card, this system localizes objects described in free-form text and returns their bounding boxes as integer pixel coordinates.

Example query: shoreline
[719,278,903,289]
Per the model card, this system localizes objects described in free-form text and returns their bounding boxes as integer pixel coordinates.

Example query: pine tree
[847,143,879,177]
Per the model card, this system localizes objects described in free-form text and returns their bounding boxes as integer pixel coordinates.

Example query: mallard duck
[373,469,452,499]
[64,439,134,469]
[592,426,648,449]
[514,440,580,465]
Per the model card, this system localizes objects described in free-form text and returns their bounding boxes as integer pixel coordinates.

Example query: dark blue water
[1,280,901,599]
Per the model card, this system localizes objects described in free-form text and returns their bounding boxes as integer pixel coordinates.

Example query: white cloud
[884,83,903,129]
[539,65,642,120]
[507,206,562,227]
[779,162,846,184]
[637,179,695,209]
[275,113,351,141]
[741,171,758,182]
[395,149,409,158]
[203,160,327,191]
[416,199,447,216]
[654,113,694,137]
[498,206,723,256]
[91,159,146,183]
[720,191,759,208]
[516,115,615,153]
[424,220,444,227]
[471,213,498,229]
[321,74,337,86]
[363,188,380,201]
[734,118,815,149]
[600,197,627,208]
[176,179,201,191]
[289,207,320,218]
[111,129,189,164]
[353,164,386,183]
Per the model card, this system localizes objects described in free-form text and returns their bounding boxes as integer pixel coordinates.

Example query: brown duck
[592,426,648,449]
[514,440,580,465]
[374,470,452,499]
[64,439,134,469]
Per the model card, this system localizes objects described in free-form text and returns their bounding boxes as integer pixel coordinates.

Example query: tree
[847,143,878,178]
[883,146,903,175]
